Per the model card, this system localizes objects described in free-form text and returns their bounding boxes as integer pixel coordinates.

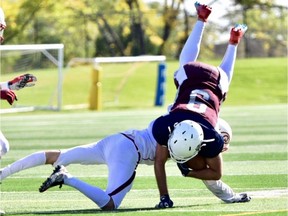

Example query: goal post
[67,55,167,110]
[0,44,64,113]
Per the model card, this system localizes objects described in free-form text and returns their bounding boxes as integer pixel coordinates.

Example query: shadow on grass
[8,203,213,215]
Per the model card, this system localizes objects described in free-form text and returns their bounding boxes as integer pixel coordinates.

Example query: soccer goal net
[0,44,64,113]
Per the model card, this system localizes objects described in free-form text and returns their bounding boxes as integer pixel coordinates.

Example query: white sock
[219,44,238,83]
[203,180,235,202]
[179,20,206,65]
[64,176,111,208]
[0,151,46,181]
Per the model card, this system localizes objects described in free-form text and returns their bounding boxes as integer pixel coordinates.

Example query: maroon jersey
[171,62,226,127]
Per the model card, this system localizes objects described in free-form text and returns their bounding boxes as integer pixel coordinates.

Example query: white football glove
[8,74,37,90]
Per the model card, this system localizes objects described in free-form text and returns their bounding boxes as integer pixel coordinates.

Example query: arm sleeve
[0,82,9,90]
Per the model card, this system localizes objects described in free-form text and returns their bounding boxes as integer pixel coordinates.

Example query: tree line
[2,0,287,64]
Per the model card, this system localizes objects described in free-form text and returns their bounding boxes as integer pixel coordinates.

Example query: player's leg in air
[178,2,212,66]
[173,2,211,89]
[218,24,248,85]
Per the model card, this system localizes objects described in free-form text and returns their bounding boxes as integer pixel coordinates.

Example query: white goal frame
[0,44,64,113]
[67,55,167,109]
[67,55,166,66]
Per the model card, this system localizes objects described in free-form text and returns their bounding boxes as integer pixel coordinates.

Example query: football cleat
[225,193,251,203]
[194,1,212,22]
[229,24,248,45]
[0,209,5,215]
[39,165,67,193]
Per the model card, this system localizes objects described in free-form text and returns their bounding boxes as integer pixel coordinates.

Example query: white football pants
[0,131,9,158]
[54,133,141,208]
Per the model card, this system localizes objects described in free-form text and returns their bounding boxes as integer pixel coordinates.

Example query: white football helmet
[0,7,6,43]
[168,120,205,163]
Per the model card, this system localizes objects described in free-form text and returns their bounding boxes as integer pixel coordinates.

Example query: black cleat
[39,165,67,193]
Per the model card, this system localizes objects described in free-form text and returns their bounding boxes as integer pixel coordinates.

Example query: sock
[64,176,111,208]
[203,180,235,202]
[179,20,205,65]
[0,151,46,181]
[219,44,238,83]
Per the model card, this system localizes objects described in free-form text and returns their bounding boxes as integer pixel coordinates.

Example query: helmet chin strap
[168,122,179,135]
[168,126,171,134]
[168,126,173,138]
[200,138,215,148]
[203,138,215,143]
[197,138,215,152]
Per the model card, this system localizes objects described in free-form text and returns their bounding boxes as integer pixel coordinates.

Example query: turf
[0,105,287,216]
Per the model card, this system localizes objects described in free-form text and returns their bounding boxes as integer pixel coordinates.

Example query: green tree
[230,0,287,57]
[2,0,286,62]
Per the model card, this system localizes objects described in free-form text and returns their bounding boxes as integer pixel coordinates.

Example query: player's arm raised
[0,74,37,91]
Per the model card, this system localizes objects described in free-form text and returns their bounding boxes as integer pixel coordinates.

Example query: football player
[0,7,36,215]
[152,2,249,207]
[0,7,37,158]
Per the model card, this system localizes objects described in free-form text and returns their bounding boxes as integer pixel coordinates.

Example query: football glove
[8,74,37,90]
[177,163,191,177]
[155,194,173,208]
[0,89,17,105]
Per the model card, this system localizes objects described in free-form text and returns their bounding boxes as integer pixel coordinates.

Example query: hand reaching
[8,74,37,90]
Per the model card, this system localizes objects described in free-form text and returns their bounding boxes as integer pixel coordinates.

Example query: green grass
[0,57,286,110]
[0,105,287,216]
[0,57,287,215]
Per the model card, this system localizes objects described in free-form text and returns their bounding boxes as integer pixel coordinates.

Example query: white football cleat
[224,193,251,203]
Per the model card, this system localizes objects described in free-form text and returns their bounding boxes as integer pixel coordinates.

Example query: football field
[0,105,287,216]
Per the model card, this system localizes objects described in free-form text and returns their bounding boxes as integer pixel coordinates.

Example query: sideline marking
[224,209,288,216]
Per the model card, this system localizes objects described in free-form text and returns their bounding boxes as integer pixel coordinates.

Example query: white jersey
[121,120,157,165]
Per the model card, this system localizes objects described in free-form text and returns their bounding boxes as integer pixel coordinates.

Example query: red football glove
[8,74,37,90]
[0,89,17,105]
